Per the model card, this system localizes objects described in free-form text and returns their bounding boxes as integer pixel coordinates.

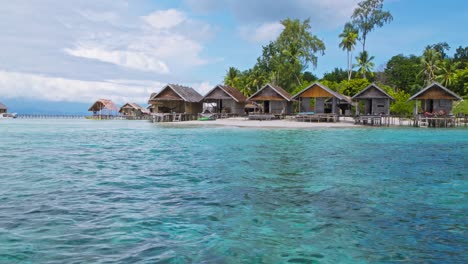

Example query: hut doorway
[365,99,372,115]
[264,101,270,113]
[218,99,223,113]
[427,99,434,112]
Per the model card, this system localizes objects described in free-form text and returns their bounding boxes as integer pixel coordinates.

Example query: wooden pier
[354,115,468,128]
[150,113,198,122]
[17,114,88,119]
[16,114,151,120]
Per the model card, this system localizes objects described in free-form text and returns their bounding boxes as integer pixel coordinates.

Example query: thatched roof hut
[0,102,7,113]
[119,102,150,117]
[247,84,294,114]
[352,84,394,115]
[409,82,462,115]
[88,99,119,116]
[293,82,351,115]
[202,85,247,115]
[148,84,203,114]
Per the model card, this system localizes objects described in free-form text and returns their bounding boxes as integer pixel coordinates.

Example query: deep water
[0,120,467,263]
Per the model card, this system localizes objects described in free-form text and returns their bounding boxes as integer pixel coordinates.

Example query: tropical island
[80,0,467,128]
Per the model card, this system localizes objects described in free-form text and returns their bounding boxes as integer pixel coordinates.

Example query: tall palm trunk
[347,50,352,80]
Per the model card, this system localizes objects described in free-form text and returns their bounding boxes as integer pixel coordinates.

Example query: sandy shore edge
[159,117,361,128]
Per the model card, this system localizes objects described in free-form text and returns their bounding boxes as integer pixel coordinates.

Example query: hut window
[439,100,447,107]
[377,104,384,107]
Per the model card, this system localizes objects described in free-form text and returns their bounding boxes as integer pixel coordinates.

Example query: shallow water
[0,120,467,263]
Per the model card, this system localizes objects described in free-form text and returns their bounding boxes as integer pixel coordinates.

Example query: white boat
[0,113,17,119]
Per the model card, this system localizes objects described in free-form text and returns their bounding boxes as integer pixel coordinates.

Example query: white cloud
[143,9,187,29]
[64,8,213,73]
[65,45,170,73]
[0,71,156,104]
[239,22,284,44]
[0,70,212,104]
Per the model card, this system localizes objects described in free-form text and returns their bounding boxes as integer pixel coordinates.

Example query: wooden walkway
[16,114,151,120]
[295,114,339,123]
[151,113,198,122]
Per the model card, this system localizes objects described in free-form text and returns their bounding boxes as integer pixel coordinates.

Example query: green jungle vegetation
[223,0,468,116]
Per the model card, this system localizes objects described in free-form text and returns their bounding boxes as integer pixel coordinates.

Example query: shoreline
[160,117,362,129]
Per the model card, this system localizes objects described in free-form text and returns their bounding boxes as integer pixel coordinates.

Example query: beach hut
[293,82,351,115]
[202,85,247,116]
[88,99,119,118]
[409,82,462,116]
[0,102,7,114]
[352,83,394,115]
[247,84,294,115]
[148,84,203,114]
[119,102,149,117]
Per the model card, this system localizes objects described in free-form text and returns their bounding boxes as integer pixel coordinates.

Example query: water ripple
[0,120,467,263]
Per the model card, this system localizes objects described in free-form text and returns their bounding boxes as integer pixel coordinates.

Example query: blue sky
[0,0,466,113]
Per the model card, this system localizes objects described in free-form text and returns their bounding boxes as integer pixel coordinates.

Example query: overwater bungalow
[352,83,394,115]
[247,84,294,115]
[202,85,247,116]
[119,102,149,118]
[0,102,7,114]
[409,82,462,116]
[88,99,119,118]
[148,84,203,114]
[293,82,352,115]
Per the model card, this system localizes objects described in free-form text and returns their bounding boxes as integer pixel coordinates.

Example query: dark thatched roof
[248,83,293,101]
[293,82,348,101]
[88,99,119,112]
[352,83,394,100]
[149,84,203,103]
[119,102,150,114]
[409,82,462,101]
[203,85,247,103]
[0,102,7,110]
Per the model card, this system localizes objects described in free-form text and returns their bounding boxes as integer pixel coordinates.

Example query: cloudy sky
[0,0,466,112]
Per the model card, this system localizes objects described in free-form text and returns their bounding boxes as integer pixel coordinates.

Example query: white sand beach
[161,117,361,128]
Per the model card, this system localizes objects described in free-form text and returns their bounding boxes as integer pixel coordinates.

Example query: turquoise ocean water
[0,120,466,263]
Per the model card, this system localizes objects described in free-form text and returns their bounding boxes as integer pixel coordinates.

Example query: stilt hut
[202,85,247,116]
[148,84,203,114]
[119,103,149,118]
[409,82,462,116]
[0,102,7,114]
[293,82,351,115]
[247,84,293,115]
[352,84,393,115]
[88,99,119,118]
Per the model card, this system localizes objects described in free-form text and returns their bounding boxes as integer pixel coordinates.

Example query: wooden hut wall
[156,88,182,100]
[221,100,244,115]
[300,98,311,112]
[360,98,390,115]
[412,86,459,100]
[355,86,391,115]
[250,86,284,101]
[155,101,185,113]
[268,101,292,114]
[420,99,453,113]
[204,88,245,115]
[300,85,333,98]
[184,102,203,114]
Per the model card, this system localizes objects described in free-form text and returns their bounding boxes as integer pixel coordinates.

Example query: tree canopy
[351,0,393,52]
[223,18,325,95]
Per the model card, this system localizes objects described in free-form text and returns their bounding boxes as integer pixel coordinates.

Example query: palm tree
[420,48,441,85]
[436,60,459,87]
[224,67,240,87]
[353,51,375,79]
[339,23,358,80]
